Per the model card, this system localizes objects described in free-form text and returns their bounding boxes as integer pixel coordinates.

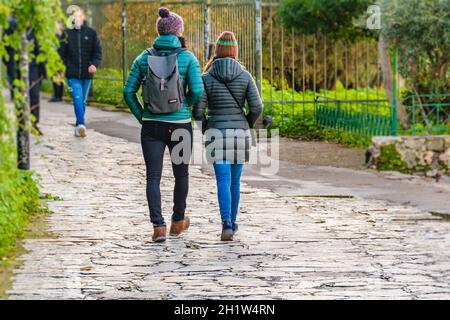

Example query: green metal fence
[315,96,392,137]
[398,94,450,135]
[315,94,450,137]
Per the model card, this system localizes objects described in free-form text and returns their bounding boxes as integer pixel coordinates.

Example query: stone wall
[367,135,450,177]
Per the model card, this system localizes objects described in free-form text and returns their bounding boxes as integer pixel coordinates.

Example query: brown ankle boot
[170,216,190,236]
[152,225,167,243]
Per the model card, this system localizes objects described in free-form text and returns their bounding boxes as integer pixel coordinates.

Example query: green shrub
[0,84,41,258]
[91,69,127,106]
[375,144,409,173]
[42,68,130,107]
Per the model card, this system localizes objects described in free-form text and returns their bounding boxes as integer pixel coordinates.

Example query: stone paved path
[8,108,450,299]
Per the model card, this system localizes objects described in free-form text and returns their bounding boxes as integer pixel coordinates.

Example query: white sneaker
[75,125,87,138]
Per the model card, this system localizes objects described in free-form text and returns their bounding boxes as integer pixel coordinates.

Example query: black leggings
[141,121,193,226]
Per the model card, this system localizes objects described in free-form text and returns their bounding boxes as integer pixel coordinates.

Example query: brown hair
[178,36,187,49]
[203,42,244,72]
[203,56,216,72]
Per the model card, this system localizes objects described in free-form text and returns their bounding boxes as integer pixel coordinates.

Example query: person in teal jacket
[123,7,204,243]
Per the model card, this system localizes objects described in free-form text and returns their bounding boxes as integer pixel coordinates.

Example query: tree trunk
[17,32,30,170]
[378,35,408,129]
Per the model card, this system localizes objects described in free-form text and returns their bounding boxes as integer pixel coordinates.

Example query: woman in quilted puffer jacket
[194,31,263,241]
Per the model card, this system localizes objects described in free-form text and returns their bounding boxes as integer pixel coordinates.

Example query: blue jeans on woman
[213,161,244,223]
[68,78,92,126]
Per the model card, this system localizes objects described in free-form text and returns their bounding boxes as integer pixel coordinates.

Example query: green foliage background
[44,0,449,149]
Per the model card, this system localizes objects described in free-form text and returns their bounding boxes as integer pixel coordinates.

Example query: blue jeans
[213,162,244,223]
[68,78,92,126]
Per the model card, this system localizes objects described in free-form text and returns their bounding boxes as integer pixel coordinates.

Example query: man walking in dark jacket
[61,8,102,138]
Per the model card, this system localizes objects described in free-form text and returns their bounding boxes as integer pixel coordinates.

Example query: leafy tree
[380,0,450,97]
[278,0,372,41]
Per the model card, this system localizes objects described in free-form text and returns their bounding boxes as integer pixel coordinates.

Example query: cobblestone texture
[8,110,450,300]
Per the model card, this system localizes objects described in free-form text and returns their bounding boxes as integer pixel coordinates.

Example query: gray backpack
[141,47,186,114]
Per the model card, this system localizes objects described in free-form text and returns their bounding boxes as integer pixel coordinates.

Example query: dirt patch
[278,138,366,170]
[0,211,53,299]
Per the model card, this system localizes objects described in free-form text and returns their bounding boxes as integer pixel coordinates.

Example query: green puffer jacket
[123,35,204,123]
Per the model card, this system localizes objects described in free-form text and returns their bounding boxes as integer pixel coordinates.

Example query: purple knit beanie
[156,7,184,37]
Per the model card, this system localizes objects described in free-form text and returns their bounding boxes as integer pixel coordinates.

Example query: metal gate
[73,0,258,84]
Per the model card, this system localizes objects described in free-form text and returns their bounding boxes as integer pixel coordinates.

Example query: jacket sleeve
[245,73,264,128]
[193,91,208,134]
[90,30,102,68]
[185,53,204,107]
[193,88,207,121]
[123,54,144,124]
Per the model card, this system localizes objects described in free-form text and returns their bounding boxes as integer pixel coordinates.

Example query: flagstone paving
[7,108,450,300]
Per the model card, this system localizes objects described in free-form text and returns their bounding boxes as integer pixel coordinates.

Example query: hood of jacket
[153,34,182,51]
[209,57,244,82]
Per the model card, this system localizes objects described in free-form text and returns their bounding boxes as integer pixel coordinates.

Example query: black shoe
[49,97,62,102]
[221,220,234,241]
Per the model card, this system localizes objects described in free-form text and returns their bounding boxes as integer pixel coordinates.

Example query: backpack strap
[170,47,187,55]
[147,47,186,57]
[209,73,255,143]
[209,73,246,115]
[146,48,160,56]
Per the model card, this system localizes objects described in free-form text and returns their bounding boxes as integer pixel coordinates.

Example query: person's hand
[88,65,97,74]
